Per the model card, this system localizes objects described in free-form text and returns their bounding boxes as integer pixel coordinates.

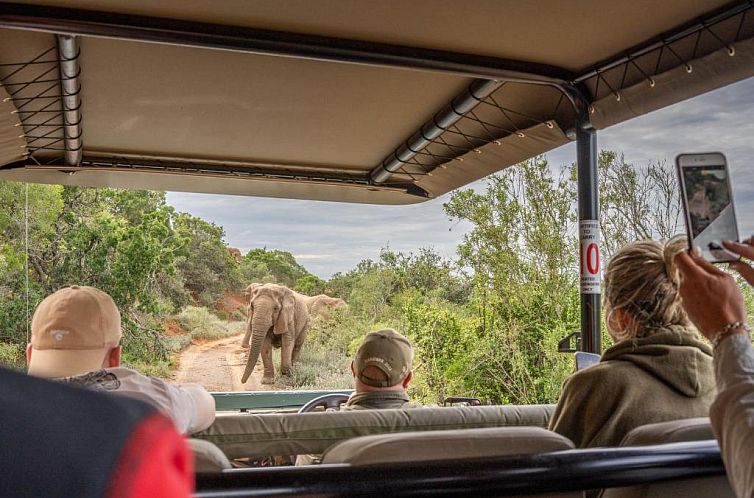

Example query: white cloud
[167,77,754,278]
[293,254,332,260]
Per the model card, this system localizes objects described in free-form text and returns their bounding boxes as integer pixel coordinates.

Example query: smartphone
[676,152,740,262]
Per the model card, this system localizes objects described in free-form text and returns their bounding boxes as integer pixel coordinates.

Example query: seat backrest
[321,427,583,498]
[197,404,555,458]
[321,426,572,465]
[603,418,733,498]
[619,417,714,446]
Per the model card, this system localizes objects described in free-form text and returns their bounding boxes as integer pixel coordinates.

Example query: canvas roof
[0,0,752,203]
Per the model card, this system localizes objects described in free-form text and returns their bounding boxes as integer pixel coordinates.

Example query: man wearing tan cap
[26,285,215,435]
[296,329,416,465]
[342,328,415,410]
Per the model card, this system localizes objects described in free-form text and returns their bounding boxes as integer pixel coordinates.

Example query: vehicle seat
[321,426,582,498]
[188,438,232,473]
[602,418,733,498]
[197,404,555,459]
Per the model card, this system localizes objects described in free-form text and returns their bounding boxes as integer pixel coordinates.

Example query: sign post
[579,220,600,294]
[576,125,601,354]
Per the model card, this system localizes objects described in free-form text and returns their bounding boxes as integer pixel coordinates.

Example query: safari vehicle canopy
[0,1,752,496]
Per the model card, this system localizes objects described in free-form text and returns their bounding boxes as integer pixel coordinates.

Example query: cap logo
[50,329,70,342]
[364,356,393,371]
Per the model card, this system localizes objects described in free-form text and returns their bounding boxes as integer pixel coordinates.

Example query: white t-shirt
[59,367,215,434]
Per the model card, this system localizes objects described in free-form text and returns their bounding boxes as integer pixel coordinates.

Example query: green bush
[176,306,244,340]
[280,344,353,390]
[0,342,24,371]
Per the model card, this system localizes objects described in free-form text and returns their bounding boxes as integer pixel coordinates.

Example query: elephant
[240,283,310,385]
[303,294,348,317]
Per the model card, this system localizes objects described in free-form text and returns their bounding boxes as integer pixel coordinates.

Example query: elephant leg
[261,334,275,385]
[279,334,295,376]
[291,327,308,364]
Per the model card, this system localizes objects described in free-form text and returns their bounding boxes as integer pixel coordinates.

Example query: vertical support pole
[576,125,601,354]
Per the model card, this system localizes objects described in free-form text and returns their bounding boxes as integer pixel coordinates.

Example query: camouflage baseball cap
[354,329,413,388]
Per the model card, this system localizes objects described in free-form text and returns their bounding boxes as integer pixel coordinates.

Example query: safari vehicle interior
[1,0,752,496]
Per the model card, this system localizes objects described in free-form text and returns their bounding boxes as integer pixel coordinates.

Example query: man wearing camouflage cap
[342,328,415,410]
[296,329,416,465]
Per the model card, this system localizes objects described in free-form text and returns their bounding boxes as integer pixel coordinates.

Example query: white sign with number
[579,220,601,294]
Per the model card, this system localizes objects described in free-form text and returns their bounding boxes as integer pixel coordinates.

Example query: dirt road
[172,333,279,391]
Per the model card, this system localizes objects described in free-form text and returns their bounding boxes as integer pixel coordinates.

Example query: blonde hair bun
[603,236,690,341]
[663,236,688,289]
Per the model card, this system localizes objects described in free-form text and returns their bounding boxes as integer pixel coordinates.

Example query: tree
[379,248,470,304]
[173,213,239,305]
[294,274,326,296]
[575,151,684,258]
[242,248,310,288]
[442,155,579,403]
[0,183,184,367]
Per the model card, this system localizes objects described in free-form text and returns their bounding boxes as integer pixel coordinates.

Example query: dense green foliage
[241,248,310,287]
[173,213,241,307]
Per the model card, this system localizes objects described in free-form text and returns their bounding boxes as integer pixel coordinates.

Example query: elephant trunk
[241,316,270,383]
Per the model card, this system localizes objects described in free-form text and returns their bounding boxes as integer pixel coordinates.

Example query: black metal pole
[576,124,601,354]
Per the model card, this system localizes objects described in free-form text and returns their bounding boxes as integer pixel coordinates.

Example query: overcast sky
[167,77,754,279]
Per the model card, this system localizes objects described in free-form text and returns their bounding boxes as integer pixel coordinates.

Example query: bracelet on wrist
[709,322,751,348]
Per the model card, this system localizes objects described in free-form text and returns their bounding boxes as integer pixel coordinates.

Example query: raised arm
[676,246,753,498]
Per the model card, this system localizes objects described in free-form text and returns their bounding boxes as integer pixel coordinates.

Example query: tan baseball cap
[28,285,122,378]
[354,329,413,388]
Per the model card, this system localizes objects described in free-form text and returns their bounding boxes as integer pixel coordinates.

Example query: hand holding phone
[676,152,740,263]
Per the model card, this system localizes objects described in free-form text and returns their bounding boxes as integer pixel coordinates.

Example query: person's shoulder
[562,361,632,390]
[106,366,148,377]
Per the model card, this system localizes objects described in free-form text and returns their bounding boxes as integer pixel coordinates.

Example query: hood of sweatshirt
[600,326,714,397]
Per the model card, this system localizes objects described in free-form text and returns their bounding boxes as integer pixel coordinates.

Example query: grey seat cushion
[196,404,555,458]
[321,426,573,465]
[620,417,714,446]
[603,418,732,498]
[188,438,232,473]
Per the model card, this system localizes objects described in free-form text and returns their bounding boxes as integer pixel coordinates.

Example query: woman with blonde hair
[549,237,715,448]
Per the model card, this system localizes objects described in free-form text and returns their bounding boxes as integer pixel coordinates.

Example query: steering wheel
[297,393,350,413]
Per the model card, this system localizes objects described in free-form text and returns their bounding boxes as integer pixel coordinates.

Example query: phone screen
[680,163,738,262]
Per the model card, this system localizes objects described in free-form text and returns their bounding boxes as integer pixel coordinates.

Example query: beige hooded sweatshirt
[549,326,715,448]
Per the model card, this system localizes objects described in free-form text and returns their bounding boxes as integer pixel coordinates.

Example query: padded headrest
[620,418,715,446]
[197,404,555,458]
[188,438,232,473]
[321,426,573,465]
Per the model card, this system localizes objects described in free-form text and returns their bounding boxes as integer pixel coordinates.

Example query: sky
[167,77,754,279]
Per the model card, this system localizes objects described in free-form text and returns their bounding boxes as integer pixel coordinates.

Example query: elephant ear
[273,289,296,336]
